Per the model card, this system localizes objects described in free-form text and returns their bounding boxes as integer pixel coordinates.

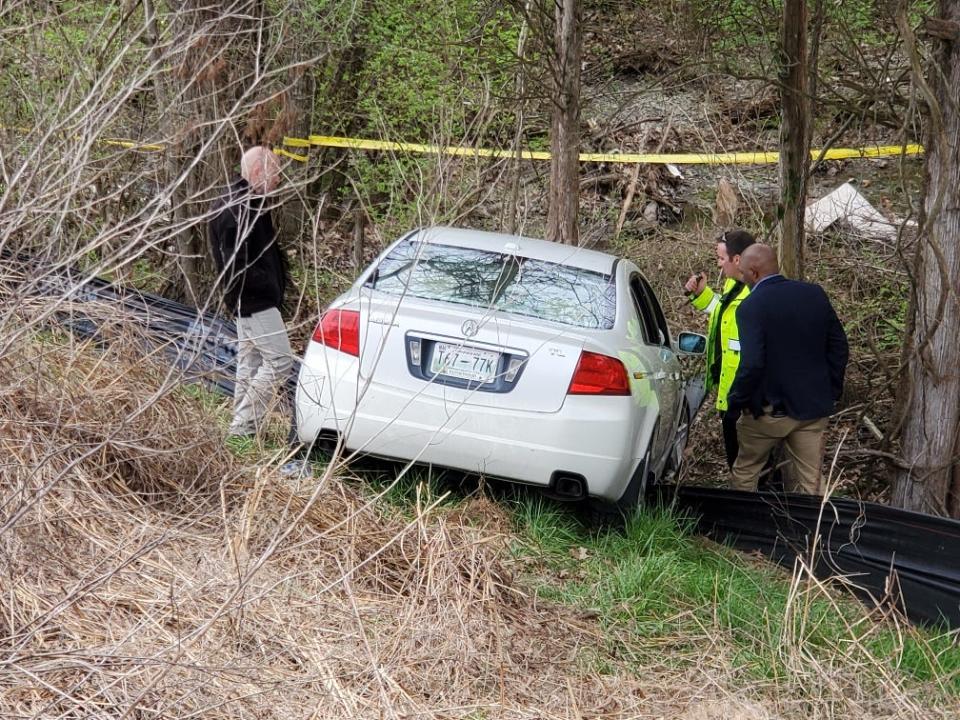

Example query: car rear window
[369,239,616,330]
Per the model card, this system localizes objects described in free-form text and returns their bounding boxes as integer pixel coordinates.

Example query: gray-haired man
[209,146,293,438]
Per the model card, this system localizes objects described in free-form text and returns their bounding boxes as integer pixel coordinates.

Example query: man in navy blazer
[726,244,849,493]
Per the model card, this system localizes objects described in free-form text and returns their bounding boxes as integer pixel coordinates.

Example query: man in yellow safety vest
[683,229,756,468]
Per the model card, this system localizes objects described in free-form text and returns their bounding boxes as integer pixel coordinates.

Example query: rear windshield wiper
[490,254,523,305]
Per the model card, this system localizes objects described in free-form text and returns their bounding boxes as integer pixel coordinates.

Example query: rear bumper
[296,363,649,502]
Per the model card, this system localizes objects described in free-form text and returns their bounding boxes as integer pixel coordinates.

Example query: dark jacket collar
[228,177,267,212]
[751,273,785,291]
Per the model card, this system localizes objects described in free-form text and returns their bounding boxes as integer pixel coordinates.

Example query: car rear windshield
[369,240,616,330]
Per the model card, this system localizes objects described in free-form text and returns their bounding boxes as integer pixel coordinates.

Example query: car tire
[583,443,654,526]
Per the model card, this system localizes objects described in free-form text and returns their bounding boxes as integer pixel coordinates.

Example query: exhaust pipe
[548,471,588,501]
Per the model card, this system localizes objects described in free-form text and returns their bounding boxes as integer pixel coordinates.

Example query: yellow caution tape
[273,147,309,162]
[301,134,923,165]
[280,136,312,148]
[1,126,168,153]
[304,134,550,160]
[1,124,923,165]
[101,138,165,152]
[99,138,300,159]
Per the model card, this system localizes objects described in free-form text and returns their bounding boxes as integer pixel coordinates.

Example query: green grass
[191,378,958,696]
[507,495,960,692]
[180,382,229,417]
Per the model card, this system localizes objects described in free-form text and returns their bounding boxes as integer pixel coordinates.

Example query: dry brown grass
[2,286,957,719]
[0,311,659,718]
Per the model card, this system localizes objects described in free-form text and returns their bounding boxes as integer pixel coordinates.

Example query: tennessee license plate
[430,342,499,383]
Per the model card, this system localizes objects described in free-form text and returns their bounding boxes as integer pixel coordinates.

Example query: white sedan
[295,226,705,509]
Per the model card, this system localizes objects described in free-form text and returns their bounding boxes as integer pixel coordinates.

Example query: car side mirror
[677,331,707,355]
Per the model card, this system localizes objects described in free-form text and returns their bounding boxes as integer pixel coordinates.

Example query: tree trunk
[145,0,201,303]
[150,0,261,304]
[506,1,532,235]
[314,36,367,204]
[276,64,316,254]
[893,0,960,517]
[777,0,810,280]
[546,0,581,246]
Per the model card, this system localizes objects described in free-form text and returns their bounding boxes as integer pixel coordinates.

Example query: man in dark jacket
[726,244,849,493]
[209,146,292,438]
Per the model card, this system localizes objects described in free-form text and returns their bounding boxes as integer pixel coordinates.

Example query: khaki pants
[730,412,828,494]
[231,307,293,436]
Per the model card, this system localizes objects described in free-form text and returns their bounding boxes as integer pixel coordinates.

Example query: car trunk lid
[358,296,584,413]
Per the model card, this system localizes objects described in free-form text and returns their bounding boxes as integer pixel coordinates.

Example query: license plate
[430,342,499,384]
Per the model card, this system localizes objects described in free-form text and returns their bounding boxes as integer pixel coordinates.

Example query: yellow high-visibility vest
[690,278,750,411]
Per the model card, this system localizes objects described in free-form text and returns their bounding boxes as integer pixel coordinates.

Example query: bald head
[240,146,281,194]
[738,244,779,288]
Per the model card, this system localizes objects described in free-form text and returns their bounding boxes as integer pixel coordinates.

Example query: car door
[626,272,681,467]
[638,274,683,454]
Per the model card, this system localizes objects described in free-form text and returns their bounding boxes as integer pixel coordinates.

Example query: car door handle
[635,371,666,380]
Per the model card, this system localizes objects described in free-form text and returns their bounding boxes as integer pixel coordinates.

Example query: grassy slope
[3,324,955,718]
[5,0,955,712]
[323,456,960,713]
[512,497,959,693]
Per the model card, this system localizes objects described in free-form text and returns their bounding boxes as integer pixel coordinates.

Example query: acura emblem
[461,319,479,337]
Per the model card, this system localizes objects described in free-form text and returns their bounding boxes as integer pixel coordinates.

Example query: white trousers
[231,307,293,436]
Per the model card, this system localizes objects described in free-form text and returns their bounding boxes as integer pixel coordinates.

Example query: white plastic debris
[804,182,903,239]
[279,459,312,479]
[642,200,659,222]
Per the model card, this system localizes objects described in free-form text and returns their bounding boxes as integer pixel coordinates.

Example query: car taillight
[312,309,360,357]
[567,351,630,396]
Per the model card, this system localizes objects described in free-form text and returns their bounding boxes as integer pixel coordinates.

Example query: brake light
[568,351,630,395]
[312,309,360,356]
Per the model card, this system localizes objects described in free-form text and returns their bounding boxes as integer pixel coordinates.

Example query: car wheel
[584,446,653,527]
[664,401,690,482]
[584,419,660,525]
